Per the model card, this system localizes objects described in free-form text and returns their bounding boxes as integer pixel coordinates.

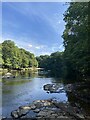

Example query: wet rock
[11,99,89,119]
[44,84,54,91]
[33,100,41,104]
[11,108,29,119]
[43,101,51,106]
[25,110,37,119]
[33,109,40,113]
[37,109,54,118]
[35,102,43,108]
[33,99,53,108]
[11,110,19,118]
[43,84,64,93]
[17,108,29,117]
[19,106,31,110]
[2,72,15,79]
[30,104,36,110]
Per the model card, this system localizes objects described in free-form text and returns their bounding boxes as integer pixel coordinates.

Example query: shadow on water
[48,72,90,115]
[66,90,90,115]
[63,78,90,115]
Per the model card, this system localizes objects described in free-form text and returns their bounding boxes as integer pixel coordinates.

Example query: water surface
[1,70,67,118]
[1,70,90,118]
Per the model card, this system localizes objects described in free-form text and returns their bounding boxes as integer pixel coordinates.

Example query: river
[1,70,90,118]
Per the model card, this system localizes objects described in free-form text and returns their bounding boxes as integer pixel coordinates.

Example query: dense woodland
[37,2,90,80]
[1,40,38,69]
[1,2,90,80]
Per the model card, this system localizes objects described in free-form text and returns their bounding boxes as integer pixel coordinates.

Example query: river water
[1,70,90,118]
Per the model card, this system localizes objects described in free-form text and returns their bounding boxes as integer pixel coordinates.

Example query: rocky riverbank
[2,99,89,120]
[2,83,90,120]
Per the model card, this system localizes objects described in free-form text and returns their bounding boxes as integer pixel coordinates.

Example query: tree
[49,52,64,77]
[0,44,3,67]
[62,2,90,79]
[2,40,38,69]
[36,52,64,77]
[36,55,50,69]
[2,40,17,68]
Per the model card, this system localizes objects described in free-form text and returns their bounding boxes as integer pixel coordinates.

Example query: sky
[2,2,69,56]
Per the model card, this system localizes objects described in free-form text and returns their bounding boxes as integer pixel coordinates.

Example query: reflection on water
[1,70,67,118]
[1,70,90,118]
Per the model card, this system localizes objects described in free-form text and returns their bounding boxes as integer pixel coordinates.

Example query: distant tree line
[1,40,38,69]
[36,52,64,77]
[36,2,90,80]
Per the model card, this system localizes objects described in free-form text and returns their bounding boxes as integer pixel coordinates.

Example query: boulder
[2,72,15,79]
[43,84,64,93]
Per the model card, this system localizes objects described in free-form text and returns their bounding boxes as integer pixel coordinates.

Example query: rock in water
[11,110,19,118]
[43,84,64,93]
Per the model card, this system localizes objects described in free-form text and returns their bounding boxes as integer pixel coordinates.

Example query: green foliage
[2,40,38,69]
[36,55,50,69]
[36,52,64,77]
[62,2,90,79]
[0,44,3,65]
[37,2,89,80]
[49,52,64,77]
